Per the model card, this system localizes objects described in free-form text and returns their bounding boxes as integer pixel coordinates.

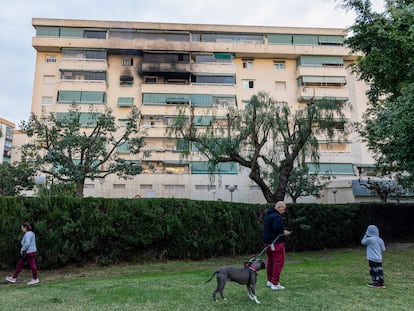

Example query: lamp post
[227,185,236,202]
[332,188,337,204]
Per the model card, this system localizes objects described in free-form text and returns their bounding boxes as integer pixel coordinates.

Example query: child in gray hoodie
[361,225,386,288]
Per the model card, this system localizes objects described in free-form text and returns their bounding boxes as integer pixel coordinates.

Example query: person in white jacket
[5,222,39,285]
[361,225,386,288]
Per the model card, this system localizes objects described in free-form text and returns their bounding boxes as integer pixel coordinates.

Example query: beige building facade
[0,117,15,164]
[26,18,380,203]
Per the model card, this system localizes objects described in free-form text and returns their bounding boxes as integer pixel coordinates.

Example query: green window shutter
[298,56,324,67]
[216,162,238,174]
[298,56,344,67]
[307,163,354,175]
[318,35,344,45]
[293,35,319,45]
[166,94,190,103]
[324,77,347,84]
[117,97,134,107]
[36,26,59,37]
[190,161,213,174]
[60,27,84,38]
[80,91,105,104]
[191,94,213,107]
[176,138,189,151]
[79,113,101,127]
[58,90,81,103]
[143,93,166,105]
[267,34,292,44]
[116,142,131,154]
[322,56,343,66]
[190,161,238,174]
[56,112,101,127]
[214,53,233,60]
[297,96,349,102]
[143,93,190,105]
[194,116,214,126]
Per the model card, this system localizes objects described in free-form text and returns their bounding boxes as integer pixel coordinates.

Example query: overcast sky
[0,0,384,127]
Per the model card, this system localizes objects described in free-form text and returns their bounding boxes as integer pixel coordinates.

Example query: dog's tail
[205,271,218,284]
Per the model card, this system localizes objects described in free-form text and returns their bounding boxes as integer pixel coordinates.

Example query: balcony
[296,86,349,102]
[141,62,191,75]
[296,66,347,78]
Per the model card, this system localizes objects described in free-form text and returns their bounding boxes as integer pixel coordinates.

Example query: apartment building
[29,18,376,203]
[0,118,15,164]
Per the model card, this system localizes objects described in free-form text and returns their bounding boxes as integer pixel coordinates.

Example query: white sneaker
[27,279,40,285]
[271,283,285,290]
[266,281,273,287]
[6,276,16,283]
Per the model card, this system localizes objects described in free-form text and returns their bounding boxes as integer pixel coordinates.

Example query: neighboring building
[0,118,15,164]
[27,18,378,203]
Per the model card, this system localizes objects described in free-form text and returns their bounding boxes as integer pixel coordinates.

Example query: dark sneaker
[367,283,377,287]
[375,283,386,288]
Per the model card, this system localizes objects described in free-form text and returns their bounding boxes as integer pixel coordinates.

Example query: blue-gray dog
[205,258,266,304]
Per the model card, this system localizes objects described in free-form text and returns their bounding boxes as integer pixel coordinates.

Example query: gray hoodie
[361,225,385,263]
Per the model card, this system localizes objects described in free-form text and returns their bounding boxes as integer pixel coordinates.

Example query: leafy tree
[19,103,147,197]
[0,162,35,196]
[359,176,405,203]
[340,0,414,187]
[286,165,332,203]
[168,92,347,203]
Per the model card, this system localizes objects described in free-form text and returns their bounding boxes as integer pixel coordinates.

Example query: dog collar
[249,264,258,272]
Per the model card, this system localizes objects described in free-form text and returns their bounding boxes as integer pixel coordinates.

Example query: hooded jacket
[361,225,385,263]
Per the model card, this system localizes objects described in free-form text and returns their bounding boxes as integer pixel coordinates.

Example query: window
[242,80,254,89]
[164,184,185,190]
[298,76,347,87]
[45,55,57,63]
[274,61,285,70]
[83,30,107,39]
[191,75,235,84]
[41,96,53,105]
[144,77,157,84]
[242,60,254,69]
[57,90,105,104]
[195,185,217,190]
[117,97,134,107]
[43,75,56,84]
[120,75,134,86]
[113,184,126,189]
[140,184,153,190]
[275,81,286,90]
[122,58,133,66]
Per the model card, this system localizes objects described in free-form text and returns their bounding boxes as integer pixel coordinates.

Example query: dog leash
[248,233,285,263]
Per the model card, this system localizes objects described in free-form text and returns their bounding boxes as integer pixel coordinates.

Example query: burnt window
[120,75,134,86]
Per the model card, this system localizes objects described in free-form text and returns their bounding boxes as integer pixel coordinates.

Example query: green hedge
[0,197,413,270]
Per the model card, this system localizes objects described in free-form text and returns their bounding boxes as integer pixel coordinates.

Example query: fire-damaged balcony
[140,52,191,76]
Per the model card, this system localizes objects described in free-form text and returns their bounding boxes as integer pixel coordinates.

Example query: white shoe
[27,279,39,285]
[271,283,285,290]
[6,276,16,283]
[266,281,273,287]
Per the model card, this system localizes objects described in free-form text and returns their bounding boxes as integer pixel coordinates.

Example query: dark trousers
[265,242,285,285]
[369,260,384,284]
[13,252,38,279]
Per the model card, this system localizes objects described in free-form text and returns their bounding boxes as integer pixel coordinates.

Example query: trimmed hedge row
[0,197,413,269]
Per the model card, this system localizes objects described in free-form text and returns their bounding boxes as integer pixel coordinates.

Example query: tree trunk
[76,179,85,198]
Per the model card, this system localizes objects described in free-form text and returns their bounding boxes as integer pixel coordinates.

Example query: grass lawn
[1,243,413,311]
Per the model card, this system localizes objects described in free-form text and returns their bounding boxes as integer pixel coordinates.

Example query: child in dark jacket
[361,225,386,288]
